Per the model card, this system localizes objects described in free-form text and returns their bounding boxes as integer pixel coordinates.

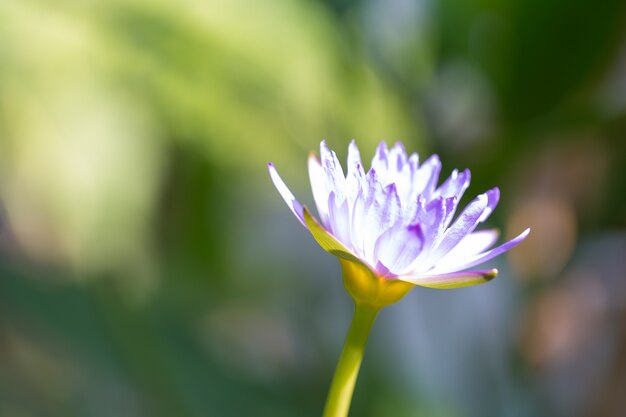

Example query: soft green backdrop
[0,0,625,416]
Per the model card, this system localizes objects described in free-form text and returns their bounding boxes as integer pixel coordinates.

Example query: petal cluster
[268,140,529,289]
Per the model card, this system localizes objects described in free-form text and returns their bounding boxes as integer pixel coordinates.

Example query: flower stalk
[322,302,379,417]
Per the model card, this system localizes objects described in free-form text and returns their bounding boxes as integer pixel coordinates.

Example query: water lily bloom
[268,140,529,306]
[268,140,529,417]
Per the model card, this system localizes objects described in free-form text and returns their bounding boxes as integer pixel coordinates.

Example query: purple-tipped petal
[437,168,470,198]
[405,197,454,272]
[439,228,530,272]
[362,183,402,261]
[428,192,490,263]
[328,192,352,249]
[436,229,500,267]
[308,153,331,226]
[350,188,367,258]
[376,183,402,230]
[268,163,306,226]
[412,197,449,247]
[397,154,418,207]
[320,140,346,202]
[347,139,362,171]
[414,154,441,198]
[478,187,500,223]
[374,223,424,275]
[437,168,471,227]
[407,152,419,172]
[388,142,408,173]
[354,171,383,260]
[398,268,498,289]
[371,141,389,176]
[345,140,365,207]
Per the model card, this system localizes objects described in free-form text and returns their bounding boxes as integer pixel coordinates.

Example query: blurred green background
[1,0,626,416]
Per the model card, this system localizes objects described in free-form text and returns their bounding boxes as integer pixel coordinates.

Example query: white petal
[345,140,365,211]
[436,169,471,227]
[435,228,530,273]
[320,140,346,202]
[374,223,424,275]
[426,189,497,266]
[308,153,331,226]
[437,168,470,199]
[414,154,441,198]
[362,183,401,264]
[350,188,366,258]
[268,163,306,226]
[433,229,499,271]
[478,187,500,223]
[387,142,408,176]
[347,139,362,172]
[398,269,498,289]
[404,197,452,272]
[328,192,352,249]
[370,142,389,180]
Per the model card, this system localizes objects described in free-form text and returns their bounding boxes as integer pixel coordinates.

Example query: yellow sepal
[304,208,414,307]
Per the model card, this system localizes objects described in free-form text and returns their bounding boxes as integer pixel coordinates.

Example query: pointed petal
[268,163,305,226]
[437,168,471,227]
[347,139,362,172]
[374,223,424,275]
[328,192,352,248]
[320,140,346,202]
[403,197,454,273]
[414,154,441,198]
[428,192,490,261]
[362,183,401,263]
[478,187,500,223]
[408,152,419,165]
[345,140,365,208]
[437,168,470,198]
[398,269,498,289]
[376,183,402,230]
[397,151,420,209]
[388,142,408,174]
[427,187,501,266]
[436,228,530,272]
[350,188,367,258]
[371,141,389,178]
[436,229,500,267]
[308,153,331,225]
[351,169,382,260]
[414,197,451,232]
[303,207,367,267]
[437,169,470,199]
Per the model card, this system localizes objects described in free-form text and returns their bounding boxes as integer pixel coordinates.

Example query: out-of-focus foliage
[0,0,625,416]
[0,0,422,277]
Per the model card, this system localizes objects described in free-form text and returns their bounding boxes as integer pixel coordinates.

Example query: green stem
[322,303,380,417]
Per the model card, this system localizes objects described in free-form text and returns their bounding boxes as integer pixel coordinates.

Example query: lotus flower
[268,140,529,305]
[269,140,529,417]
